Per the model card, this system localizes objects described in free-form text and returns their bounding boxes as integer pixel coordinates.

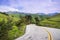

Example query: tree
[35,16,40,25]
[0,17,13,40]
[25,15,32,24]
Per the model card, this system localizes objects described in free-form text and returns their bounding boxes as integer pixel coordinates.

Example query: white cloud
[7,0,60,14]
[0,0,60,14]
[0,6,20,12]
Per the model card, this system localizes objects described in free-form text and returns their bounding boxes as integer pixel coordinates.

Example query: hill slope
[40,13,60,29]
[48,13,60,22]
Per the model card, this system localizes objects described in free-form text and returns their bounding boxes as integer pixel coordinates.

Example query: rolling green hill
[40,13,60,29]
[48,13,60,22]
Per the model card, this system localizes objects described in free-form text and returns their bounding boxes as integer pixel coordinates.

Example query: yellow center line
[43,28,53,40]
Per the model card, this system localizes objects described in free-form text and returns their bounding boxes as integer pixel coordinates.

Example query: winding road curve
[15,24,60,40]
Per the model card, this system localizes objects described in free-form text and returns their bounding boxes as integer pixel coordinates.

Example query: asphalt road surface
[15,24,60,40]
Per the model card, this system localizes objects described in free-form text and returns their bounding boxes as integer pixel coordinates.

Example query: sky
[0,0,60,14]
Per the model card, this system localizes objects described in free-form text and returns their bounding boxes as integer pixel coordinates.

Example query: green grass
[8,25,26,40]
[39,14,60,29]
[48,14,60,21]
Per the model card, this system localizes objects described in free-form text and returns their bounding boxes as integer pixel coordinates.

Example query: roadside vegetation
[0,12,60,40]
[0,12,26,40]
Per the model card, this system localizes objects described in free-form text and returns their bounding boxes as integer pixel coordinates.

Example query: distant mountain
[6,11,31,14]
[37,13,46,15]
[47,13,59,16]
[6,11,22,14]
[3,11,60,16]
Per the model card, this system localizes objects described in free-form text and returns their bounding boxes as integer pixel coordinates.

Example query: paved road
[15,24,60,40]
[44,27,60,40]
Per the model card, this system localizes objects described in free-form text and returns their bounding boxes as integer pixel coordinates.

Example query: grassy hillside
[0,12,26,40]
[40,13,60,29]
[48,13,60,22]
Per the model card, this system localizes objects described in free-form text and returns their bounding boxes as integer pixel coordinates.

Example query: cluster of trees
[0,12,26,40]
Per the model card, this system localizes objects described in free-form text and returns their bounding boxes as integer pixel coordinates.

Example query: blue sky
[0,0,60,14]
